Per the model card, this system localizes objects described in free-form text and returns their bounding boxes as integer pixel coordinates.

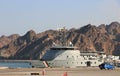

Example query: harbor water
[0,62,32,68]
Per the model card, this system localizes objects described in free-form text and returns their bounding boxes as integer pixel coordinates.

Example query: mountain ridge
[0,21,120,59]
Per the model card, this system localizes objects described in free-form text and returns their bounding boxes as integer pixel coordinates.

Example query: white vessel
[41,28,106,68]
[41,45,105,68]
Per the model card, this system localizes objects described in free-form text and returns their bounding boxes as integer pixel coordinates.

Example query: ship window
[94,62,96,64]
[77,62,78,64]
[81,62,83,64]
[67,62,68,64]
[67,56,69,58]
[72,62,74,64]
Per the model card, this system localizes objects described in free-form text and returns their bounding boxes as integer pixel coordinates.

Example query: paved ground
[0,67,120,76]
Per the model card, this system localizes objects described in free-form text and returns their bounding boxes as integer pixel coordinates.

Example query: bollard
[42,69,46,75]
[63,72,67,76]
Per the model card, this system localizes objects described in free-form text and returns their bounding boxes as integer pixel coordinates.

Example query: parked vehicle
[99,63,115,70]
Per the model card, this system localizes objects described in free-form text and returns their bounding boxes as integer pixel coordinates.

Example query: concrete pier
[0,68,119,76]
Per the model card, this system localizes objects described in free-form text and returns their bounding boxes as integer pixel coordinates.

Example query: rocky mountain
[0,34,19,48]
[0,22,120,59]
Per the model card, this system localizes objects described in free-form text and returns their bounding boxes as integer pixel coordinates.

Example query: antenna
[69,41,73,46]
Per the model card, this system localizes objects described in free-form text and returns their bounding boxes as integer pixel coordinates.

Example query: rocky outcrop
[0,34,19,48]
[0,21,120,59]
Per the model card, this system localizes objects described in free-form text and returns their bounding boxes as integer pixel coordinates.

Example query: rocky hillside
[0,34,19,48]
[0,22,120,59]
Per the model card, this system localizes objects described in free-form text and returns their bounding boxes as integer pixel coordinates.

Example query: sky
[0,0,120,36]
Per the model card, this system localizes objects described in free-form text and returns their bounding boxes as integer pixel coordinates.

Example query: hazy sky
[0,0,120,36]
